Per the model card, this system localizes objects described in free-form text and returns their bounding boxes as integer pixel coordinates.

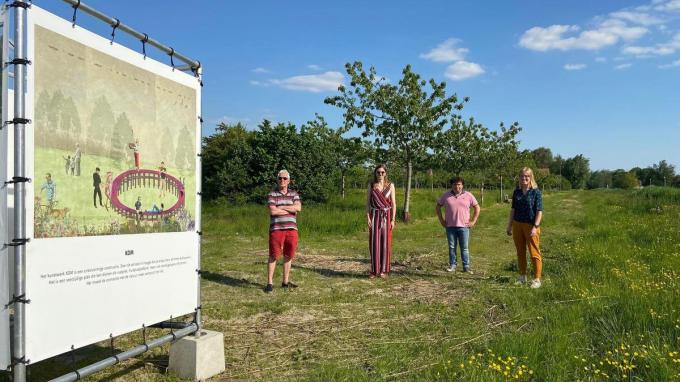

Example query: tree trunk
[341,173,346,199]
[481,181,484,206]
[402,160,412,222]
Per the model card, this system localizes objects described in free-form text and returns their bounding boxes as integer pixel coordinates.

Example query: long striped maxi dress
[368,186,393,275]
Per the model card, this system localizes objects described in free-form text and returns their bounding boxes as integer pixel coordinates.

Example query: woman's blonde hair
[519,167,538,189]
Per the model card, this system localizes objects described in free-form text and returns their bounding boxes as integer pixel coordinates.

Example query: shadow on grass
[292,264,364,278]
[293,260,443,280]
[96,361,149,381]
[202,271,263,289]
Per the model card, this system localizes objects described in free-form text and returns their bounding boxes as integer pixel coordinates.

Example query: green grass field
[33,147,196,236]
[4,187,679,381]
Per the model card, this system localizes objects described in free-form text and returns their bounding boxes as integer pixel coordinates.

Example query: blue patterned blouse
[511,188,543,225]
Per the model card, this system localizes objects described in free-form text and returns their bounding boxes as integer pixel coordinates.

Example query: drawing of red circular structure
[110,169,185,221]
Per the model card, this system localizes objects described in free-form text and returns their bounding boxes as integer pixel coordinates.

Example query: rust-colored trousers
[512,221,542,279]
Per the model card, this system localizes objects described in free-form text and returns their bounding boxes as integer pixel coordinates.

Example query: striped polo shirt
[268,189,301,231]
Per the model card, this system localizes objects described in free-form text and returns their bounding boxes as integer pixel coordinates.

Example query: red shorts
[269,229,298,261]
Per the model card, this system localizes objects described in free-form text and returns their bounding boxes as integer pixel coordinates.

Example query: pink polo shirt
[437,191,478,228]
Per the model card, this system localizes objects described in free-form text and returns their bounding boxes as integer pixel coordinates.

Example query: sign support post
[12,1,28,381]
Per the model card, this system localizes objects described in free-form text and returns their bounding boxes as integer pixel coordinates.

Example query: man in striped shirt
[265,169,302,293]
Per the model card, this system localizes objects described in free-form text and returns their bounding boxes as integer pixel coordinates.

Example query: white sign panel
[25,6,201,362]
[1,7,10,371]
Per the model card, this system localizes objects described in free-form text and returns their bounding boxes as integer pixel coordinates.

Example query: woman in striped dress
[366,164,396,278]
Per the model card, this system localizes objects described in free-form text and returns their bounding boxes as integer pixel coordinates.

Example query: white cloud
[654,0,680,12]
[623,32,680,56]
[595,56,607,62]
[421,38,485,80]
[270,71,344,92]
[249,80,269,87]
[445,61,485,80]
[614,63,633,69]
[307,64,322,71]
[519,17,647,52]
[564,63,587,70]
[659,58,680,67]
[610,10,664,25]
[252,67,270,74]
[420,38,469,62]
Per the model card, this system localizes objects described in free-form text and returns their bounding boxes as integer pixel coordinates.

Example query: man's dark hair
[450,176,465,186]
[95,167,100,172]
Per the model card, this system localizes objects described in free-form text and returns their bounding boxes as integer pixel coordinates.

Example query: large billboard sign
[23,6,201,363]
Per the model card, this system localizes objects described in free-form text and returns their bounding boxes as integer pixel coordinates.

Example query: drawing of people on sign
[128,137,141,170]
[40,173,57,208]
[62,155,72,175]
[159,161,167,198]
[103,171,113,210]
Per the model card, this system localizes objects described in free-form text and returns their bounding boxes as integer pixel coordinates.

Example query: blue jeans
[446,227,470,269]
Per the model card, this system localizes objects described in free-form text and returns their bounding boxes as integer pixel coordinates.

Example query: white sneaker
[446,266,456,272]
[530,279,542,289]
[516,275,527,285]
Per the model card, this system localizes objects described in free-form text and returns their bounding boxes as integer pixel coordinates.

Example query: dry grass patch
[294,253,369,276]
[388,279,468,305]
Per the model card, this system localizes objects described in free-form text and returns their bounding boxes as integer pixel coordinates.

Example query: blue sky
[38,0,680,171]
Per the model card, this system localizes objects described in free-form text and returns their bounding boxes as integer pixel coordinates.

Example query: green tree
[612,170,639,189]
[588,170,613,189]
[248,120,337,203]
[201,122,254,201]
[563,154,590,189]
[434,117,486,176]
[672,175,680,187]
[652,160,675,186]
[549,155,565,180]
[531,147,553,169]
[325,61,466,221]
[303,115,370,198]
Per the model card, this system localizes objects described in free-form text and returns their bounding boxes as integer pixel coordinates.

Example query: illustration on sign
[33,26,197,238]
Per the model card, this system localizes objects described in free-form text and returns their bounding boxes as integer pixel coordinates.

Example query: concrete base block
[169,329,225,381]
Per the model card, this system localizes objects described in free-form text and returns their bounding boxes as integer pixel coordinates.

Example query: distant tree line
[528,147,678,190]
[202,61,678,210]
[588,160,678,189]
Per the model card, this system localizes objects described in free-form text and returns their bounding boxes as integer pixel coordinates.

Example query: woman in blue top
[506,167,544,288]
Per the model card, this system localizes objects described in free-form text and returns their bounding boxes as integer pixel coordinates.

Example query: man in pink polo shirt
[435,177,481,273]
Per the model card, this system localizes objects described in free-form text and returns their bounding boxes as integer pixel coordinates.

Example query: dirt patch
[558,198,582,209]
[229,307,326,329]
[295,254,368,275]
[387,279,467,305]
